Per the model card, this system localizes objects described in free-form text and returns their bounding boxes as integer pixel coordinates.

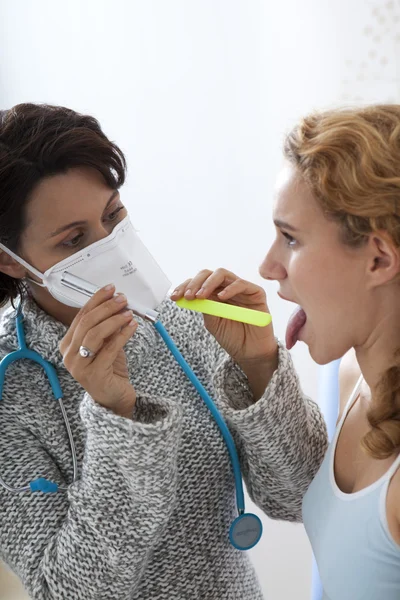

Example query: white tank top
[303,376,400,599]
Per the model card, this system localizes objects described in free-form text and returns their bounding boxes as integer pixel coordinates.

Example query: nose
[259,243,287,281]
[93,219,117,244]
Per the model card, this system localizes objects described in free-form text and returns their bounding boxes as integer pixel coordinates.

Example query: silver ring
[79,346,96,358]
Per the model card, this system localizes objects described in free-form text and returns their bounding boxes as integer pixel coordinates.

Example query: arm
[0,394,182,599]
[171,268,329,522]
[213,341,328,522]
[161,298,328,524]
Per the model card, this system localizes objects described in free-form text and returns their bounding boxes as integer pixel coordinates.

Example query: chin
[305,341,344,366]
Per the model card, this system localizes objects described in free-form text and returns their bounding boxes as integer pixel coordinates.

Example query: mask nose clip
[61,272,160,323]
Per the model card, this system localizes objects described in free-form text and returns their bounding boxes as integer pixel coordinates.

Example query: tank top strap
[337,374,364,428]
[385,450,400,481]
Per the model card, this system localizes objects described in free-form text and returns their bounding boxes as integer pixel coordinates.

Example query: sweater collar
[0,295,158,372]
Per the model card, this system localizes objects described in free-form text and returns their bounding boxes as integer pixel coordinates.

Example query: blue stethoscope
[0,304,78,493]
[0,302,262,551]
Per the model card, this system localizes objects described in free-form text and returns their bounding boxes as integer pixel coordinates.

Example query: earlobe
[0,250,26,280]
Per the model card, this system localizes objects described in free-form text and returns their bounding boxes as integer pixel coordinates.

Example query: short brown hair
[0,103,127,306]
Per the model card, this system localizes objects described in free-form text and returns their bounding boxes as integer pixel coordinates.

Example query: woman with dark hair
[0,104,326,599]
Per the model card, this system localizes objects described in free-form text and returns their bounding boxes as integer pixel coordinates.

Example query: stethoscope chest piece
[229,513,263,551]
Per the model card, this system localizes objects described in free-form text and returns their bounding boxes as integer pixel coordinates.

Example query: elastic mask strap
[25,276,46,288]
[0,242,46,283]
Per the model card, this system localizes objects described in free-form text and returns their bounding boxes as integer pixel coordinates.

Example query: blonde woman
[175,105,400,599]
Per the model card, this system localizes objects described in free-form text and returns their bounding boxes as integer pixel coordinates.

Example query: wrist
[112,403,136,419]
[236,344,279,374]
[98,390,136,419]
[236,347,279,402]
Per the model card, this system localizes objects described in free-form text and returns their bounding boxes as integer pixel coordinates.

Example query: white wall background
[0,1,399,599]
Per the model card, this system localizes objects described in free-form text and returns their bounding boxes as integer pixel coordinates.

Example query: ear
[0,250,26,280]
[366,232,400,287]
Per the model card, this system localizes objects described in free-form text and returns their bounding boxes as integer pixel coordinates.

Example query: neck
[26,281,79,326]
[354,306,400,396]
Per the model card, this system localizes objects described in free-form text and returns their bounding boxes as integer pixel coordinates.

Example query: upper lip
[278,292,296,303]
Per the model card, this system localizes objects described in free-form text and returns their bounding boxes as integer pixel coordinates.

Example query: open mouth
[285,305,307,350]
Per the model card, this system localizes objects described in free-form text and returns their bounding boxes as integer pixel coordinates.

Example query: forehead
[273,163,323,227]
[25,168,113,229]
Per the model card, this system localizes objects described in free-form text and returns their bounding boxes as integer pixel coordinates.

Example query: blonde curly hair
[284,105,400,460]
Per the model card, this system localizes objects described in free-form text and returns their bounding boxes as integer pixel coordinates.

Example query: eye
[105,205,125,222]
[282,231,297,247]
[60,205,125,250]
[63,233,84,248]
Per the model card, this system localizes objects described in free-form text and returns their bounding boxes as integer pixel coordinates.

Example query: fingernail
[123,310,134,319]
[185,289,192,298]
[218,290,226,297]
[170,289,179,297]
[196,288,205,297]
[104,284,114,291]
[115,294,127,303]
[129,318,137,327]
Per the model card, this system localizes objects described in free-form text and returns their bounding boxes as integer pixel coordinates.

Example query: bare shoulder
[338,348,361,422]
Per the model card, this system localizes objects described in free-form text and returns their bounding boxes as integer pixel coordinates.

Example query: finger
[68,294,129,355]
[172,271,213,300]
[62,314,138,377]
[61,292,128,360]
[175,269,214,300]
[92,318,138,371]
[217,278,264,300]
[80,310,135,356]
[170,279,192,300]
[60,283,116,353]
[193,268,238,299]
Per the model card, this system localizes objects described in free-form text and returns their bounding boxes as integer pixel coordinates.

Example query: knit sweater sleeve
[0,394,182,599]
[161,301,328,524]
[213,341,328,522]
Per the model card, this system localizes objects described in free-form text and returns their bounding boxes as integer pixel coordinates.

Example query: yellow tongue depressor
[175,297,272,327]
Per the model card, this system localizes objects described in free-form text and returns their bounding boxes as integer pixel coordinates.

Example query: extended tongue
[285,306,307,350]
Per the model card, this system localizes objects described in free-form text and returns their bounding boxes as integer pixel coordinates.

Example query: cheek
[291,252,356,303]
[321,259,362,308]
[302,261,363,361]
[20,240,59,274]
[289,255,361,345]
[286,251,324,297]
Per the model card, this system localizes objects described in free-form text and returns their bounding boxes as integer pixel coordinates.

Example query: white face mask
[0,216,171,319]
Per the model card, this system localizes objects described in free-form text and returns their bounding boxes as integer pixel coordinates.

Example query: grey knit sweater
[0,296,327,600]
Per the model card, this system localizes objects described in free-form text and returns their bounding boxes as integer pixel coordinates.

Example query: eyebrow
[49,190,120,238]
[273,218,299,233]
